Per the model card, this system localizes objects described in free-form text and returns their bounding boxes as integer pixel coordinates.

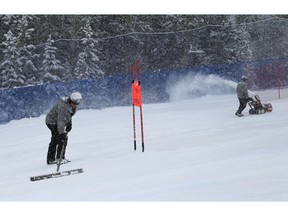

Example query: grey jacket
[236,80,249,99]
[45,98,75,134]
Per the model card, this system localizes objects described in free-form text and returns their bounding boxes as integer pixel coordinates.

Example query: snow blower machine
[248,94,273,115]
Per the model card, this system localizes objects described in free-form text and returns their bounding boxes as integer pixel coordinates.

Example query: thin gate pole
[131,63,137,150]
[137,59,145,152]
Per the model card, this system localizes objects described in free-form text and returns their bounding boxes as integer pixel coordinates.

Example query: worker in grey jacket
[46,92,82,164]
[235,76,253,117]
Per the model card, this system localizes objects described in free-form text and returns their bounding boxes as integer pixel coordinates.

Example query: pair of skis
[30,143,83,182]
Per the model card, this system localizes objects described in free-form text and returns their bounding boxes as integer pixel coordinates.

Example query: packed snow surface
[1,76,288,215]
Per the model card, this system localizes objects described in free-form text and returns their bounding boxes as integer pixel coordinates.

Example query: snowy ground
[1,76,288,215]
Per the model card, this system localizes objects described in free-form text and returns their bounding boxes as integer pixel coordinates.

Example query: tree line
[1,14,288,88]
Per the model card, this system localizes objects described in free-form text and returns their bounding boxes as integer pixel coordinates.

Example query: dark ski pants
[236,97,249,114]
[46,124,68,163]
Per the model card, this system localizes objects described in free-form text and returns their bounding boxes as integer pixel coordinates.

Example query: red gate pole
[131,63,137,151]
[140,107,144,152]
[137,59,145,152]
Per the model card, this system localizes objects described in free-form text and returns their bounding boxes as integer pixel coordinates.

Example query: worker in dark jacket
[45,92,82,164]
[235,76,253,117]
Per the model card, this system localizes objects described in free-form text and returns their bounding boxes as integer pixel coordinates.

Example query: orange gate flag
[132,81,142,107]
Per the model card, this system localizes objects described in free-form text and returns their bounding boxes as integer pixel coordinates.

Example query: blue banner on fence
[0,63,244,124]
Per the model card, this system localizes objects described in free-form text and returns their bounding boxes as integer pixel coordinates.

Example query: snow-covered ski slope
[1,75,288,215]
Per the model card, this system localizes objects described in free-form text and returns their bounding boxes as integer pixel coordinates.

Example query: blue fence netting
[0,62,245,124]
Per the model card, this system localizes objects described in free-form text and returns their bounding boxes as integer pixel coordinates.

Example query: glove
[65,121,72,133]
[246,97,253,102]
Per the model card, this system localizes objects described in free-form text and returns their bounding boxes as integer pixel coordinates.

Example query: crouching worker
[45,92,82,165]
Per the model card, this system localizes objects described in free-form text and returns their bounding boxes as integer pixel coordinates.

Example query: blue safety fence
[0,62,245,124]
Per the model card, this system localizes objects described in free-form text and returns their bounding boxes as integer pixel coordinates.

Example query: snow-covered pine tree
[0,30,25,88]
[224,15,253,63]
[75,17,104,79]
[1,15,39,86]
[62,60,73,81]
[40,35,63,83]
[21,44,39,85]
[16,15,39,85]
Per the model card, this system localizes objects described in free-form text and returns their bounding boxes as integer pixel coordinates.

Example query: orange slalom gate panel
[132,81,142,107]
